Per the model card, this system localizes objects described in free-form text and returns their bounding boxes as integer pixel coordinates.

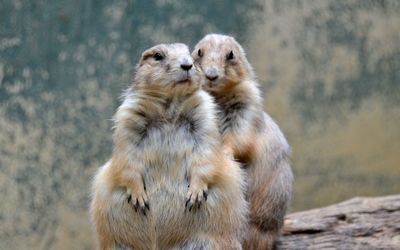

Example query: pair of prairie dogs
[90,34,293,250]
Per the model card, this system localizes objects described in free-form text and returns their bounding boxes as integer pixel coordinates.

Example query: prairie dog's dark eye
[197,49,203,57]
[226,51,234,60]
[153,53,164,61]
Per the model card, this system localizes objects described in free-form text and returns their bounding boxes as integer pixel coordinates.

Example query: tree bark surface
[277,195,400,250]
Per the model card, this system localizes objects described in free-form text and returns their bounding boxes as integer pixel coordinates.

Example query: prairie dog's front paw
[127,187,149,215]
[185,183,208,212]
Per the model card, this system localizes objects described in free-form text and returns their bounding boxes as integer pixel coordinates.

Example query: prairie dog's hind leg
[90,199,117,250]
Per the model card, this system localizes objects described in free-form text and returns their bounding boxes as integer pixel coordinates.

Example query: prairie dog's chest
[119,93,204,160]
[138,114,197,180]
[147,121,194,144]
[138,112,197,157]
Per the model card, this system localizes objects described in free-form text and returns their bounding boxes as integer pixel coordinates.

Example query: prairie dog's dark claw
[127,190,149,215]
[185,194,192,207]
[131,202,138,212]
[141,206,147,216]
[185,187,208,212]
[186,201,193,211]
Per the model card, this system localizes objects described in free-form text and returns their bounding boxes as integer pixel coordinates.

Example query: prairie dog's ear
[138,48,155,66]
[228,37,246,57]
[192,46,202,58]
[138,45,167,66]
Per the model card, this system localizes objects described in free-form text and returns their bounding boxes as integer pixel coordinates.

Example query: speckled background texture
[1,0,399,249]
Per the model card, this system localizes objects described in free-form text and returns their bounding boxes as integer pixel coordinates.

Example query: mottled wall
[247,0,400,210]
[0,0,399,249]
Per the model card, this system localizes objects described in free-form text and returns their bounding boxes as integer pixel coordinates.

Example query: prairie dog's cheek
[225,63,235,75]
[153,71,165,82]
[225,64,241,81]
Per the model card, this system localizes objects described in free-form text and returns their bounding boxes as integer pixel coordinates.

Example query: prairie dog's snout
[204,66,218,81]
[177,55,194,83]
[180,57,193,71]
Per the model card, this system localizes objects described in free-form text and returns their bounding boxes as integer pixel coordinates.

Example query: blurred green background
[1,0,399,249]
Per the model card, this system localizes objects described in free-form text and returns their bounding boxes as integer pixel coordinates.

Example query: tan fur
[90,43,248,250]
[193,34,294,250]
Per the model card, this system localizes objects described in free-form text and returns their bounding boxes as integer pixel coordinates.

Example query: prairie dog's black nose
[206,74,218,81]
[181,63,193,71]
[180,57,193,71]
[205,67,219,81]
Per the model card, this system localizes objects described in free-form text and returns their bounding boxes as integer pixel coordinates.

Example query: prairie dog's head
[192,34,253,91]
[134,43,200,93]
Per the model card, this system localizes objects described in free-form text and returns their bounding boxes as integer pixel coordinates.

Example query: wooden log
[277,195,400,249]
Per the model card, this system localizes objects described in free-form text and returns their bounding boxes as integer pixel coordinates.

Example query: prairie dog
[192,34,293,250]
[90,43,248,250]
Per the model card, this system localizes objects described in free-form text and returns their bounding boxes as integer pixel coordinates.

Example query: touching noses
[180,57,193,71]
[205,66,218,81]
